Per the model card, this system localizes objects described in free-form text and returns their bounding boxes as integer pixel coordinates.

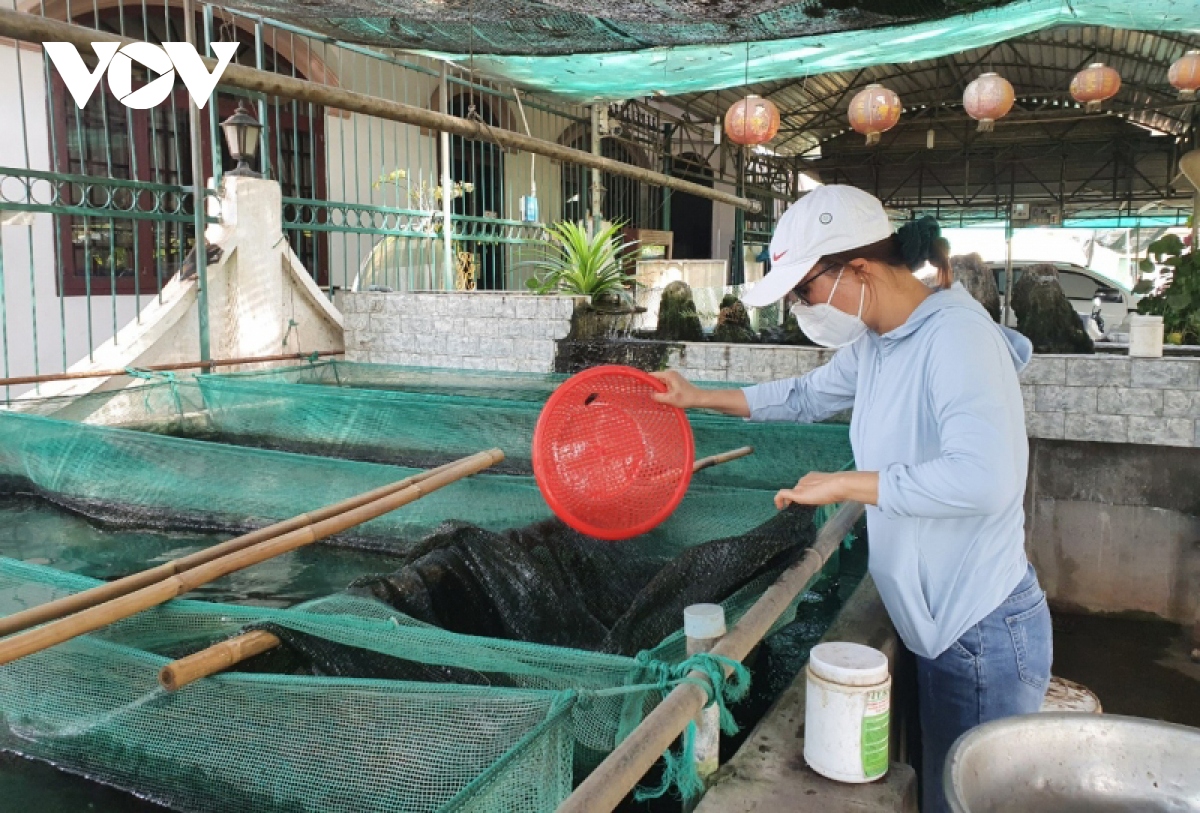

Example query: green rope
[629,651,751,802]
[124,368,183,419]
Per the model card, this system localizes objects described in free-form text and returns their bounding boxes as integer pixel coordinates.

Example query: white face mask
[790,268,868,349]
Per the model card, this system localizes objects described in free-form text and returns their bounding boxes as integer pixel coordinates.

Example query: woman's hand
[650,371,752,417]
[774,471,880,509]
[650,371,704,410]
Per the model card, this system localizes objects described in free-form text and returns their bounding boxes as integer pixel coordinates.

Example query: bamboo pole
[0,449,504,667]
[0,350,342,389]
[691,446,753,473]
[0,458,463,638]
[158,446,761,690]
[556,500,865,813]
[0,10,760,215]
[160,629,281,691]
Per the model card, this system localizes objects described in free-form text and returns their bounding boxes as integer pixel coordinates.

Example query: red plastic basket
[532,365,695,541]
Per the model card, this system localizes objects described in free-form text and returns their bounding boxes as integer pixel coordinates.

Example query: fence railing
[0,0,795,393]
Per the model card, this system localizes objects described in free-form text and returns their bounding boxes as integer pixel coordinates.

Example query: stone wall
[666,344,1200,449]
[339,291,575,372]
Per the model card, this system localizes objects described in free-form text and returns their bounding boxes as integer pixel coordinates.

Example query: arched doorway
[670,152,714,259]
[444,93,505,289]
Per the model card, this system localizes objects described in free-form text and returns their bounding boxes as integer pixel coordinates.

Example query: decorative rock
[656,281,704,342]
[950,253,1001,321]
[712,295,758,344]
[1012,264,1094,354]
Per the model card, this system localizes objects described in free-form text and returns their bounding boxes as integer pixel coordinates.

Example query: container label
[861,689,890,779]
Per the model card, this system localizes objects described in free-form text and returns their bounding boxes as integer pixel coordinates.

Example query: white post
[590,104,604,237]
[440,62,454,291]
[683,603,727,812]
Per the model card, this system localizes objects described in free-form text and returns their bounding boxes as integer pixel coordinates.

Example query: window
[53,7,328,296]
[1058,271,1101,300]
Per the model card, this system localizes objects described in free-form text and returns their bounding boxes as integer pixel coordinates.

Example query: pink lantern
[963,72,1015,132]
[848,84,902,146]
[723,95,781,147]
[1070,63,1121,112]
[1169,50,1200,99]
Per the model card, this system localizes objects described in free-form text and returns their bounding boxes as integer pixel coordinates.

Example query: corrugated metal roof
[671,25,1199,156]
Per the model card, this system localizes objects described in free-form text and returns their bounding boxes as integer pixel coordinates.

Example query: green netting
[0,558,577,813]
[0,368,858,811]
[0,523,836,812]
[189,373,853,491]
[423,0,1200,99]
[214,359,740,401]
[0,405,848,560]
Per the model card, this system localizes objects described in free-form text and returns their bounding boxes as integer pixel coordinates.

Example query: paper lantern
[1070,63,1121,112]
[723,95,780,147]
[963,72,1015,132]
[848,84,901,145]
[1169,50,1200,99]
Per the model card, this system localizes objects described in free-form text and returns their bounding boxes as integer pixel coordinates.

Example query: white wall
[0,41,142,391]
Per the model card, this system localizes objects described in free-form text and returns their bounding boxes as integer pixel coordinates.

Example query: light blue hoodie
[742,285,1033,660]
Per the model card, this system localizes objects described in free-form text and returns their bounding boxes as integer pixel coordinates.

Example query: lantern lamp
[1169,51,1200,100]
[1069,63,1121,112]
[221,102,263,178]
[963,72,1015,132]
[723,95,781,147]
[848,84,902,146]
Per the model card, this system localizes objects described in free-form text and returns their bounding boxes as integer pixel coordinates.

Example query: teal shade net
[425,0,1200,100]
[0,363,861,811]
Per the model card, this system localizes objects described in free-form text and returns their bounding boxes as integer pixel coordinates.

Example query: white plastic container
[684,604,726,780]
[803,642,891,783]
[1128,314,1164,358]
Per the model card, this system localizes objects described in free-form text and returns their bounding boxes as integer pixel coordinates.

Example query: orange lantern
[1070,63,1121,112]
[848,84,902,145]
[723,95,781,147]
[1169,50,1200,99]
[963,72,1015,132]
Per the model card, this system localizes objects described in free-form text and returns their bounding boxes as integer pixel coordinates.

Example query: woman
[652,185,1051,813]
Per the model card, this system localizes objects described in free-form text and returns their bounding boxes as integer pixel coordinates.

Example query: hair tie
[896,215,942,270]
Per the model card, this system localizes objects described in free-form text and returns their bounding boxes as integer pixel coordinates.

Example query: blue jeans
[916,563,1052,813]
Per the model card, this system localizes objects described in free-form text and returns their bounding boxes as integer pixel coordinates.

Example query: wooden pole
[0,10,760,215]
[556,501,865,813]
[0,449,504,667]
[691,446,753,473]
[158,446,760,690]
[0,458,462,638]
[160,629,282,691]
[0,350,342,389]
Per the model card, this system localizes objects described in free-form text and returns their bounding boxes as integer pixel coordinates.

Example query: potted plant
[1137,233,1200,345]
[525,221,638,303]
[524,220,644,339]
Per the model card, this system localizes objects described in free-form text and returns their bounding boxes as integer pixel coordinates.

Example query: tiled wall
[339,291,575,373]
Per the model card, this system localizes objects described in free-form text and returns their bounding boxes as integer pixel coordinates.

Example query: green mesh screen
[0,559,577,813]
[190,373,853,492]
[420,0,1200,99]
[0,367,858,812]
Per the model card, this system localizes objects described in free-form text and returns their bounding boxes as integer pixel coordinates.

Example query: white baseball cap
[741,185,893,308]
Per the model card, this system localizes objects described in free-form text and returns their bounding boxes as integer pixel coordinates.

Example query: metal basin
[945,713,1200,813]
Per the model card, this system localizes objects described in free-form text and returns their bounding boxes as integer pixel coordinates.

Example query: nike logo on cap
[772,250,787,262]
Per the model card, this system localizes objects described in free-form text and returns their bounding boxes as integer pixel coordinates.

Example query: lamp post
[220,102,263,178]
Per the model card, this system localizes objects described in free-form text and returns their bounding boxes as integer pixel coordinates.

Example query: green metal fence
[0,0,798,395]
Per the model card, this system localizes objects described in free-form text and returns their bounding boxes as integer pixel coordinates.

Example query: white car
[990,262,1142,339]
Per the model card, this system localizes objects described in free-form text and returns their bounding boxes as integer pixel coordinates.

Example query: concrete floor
[1051,610,1200,729]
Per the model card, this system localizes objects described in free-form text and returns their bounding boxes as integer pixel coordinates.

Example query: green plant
[524,220,638,301]
[1137,234,1200,345]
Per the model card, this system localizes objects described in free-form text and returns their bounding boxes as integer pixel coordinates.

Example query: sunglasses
[791,261,843,306]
